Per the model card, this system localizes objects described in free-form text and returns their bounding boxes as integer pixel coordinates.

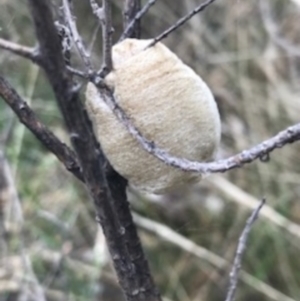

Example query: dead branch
[123,0,142,39]
[0,38,40,63]
[225,199,265,301]
[148,0,217,47]
[0,38,88,78]
[88,0,114,76]
[25,0,161,300]
[99,0,113,75]
[0,75,84,182]
[62,0,93,71]
[120,0,157,41]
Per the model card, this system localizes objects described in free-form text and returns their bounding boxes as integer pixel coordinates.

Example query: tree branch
[120,0,156,41]
[147,0,217,47]
[123,0,142,39]
[96,84,300,174]
[99,0,113,76]
[0,74,84,182]
[225,199,265,301]
[26,1,161,300]
[0,38,88,78]
[0,38,41,63]
[62,0,93,71]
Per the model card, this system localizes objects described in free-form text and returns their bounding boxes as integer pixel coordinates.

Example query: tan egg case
[85,39,221,194]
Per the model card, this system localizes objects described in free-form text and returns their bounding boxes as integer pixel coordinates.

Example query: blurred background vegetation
[1,0,300,300]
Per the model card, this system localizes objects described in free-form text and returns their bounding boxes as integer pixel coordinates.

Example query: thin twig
[62,0,93,71]
[120,0,157,41]
[66,66,89,78]
[89,0,113,77]
[123,0,142,39]
[0,37,88,78]
[55,20,73,67]
[96,84,300,174]
[99,0,113,75]
[225,198,265,301]
[0,38,41,63]
[134,211,295,301]
[147,0,217,47]
[0,75,84,182]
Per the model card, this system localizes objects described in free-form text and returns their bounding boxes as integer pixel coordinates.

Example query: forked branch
[25,0,161,300]
[0,75,83,182]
